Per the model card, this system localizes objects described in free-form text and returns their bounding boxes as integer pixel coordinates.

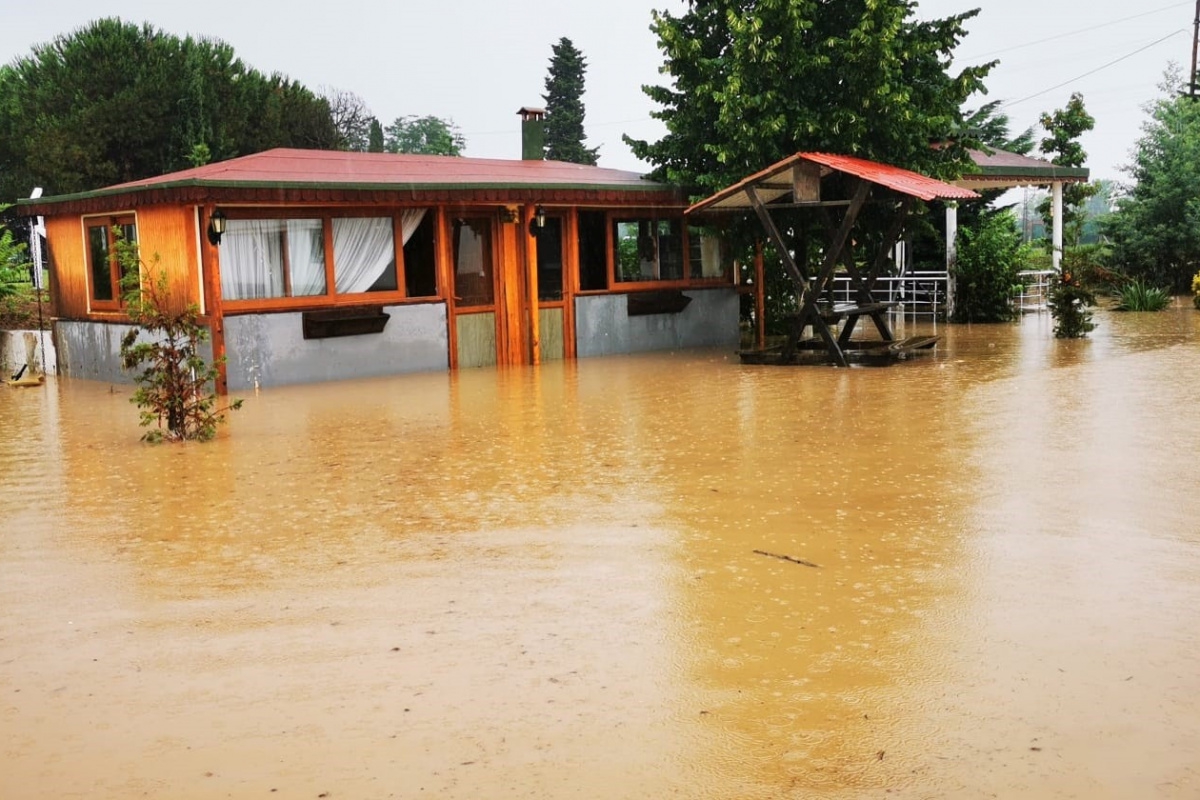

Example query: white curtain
[456,221,485,276]
[222,211,428,298]
[400,208,426,246]
[287,219,326,296]
[222,219,284,300]
[333,217,395,294]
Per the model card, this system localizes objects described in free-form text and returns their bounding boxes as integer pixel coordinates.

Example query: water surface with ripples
[2,306,1199,798]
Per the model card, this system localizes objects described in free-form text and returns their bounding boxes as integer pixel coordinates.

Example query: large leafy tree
[0,18,338,201]
[384,115,466,156]
[1105,68,1200,293]
[1036,92,1098,244]
[626,0,995,197]
[542,37,599,165]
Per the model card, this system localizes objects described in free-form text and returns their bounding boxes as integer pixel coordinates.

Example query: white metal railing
[1012,270,1054,312]
[816,271,949,315]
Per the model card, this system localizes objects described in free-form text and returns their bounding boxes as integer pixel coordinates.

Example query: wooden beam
[754,241,766,350]
[745,185,809,297]
[809,178,871,298]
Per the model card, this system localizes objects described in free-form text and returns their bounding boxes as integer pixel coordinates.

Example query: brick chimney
[517,107,545,161]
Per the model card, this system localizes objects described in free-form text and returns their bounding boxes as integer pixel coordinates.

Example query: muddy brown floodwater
[3,304,1200,799]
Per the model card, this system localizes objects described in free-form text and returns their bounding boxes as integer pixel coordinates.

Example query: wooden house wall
[45,205,200,320]
[45,216,87,319]
[135,205,201,313]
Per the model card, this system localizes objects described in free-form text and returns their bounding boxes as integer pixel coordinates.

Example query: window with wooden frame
[218,209,438,307]
[85,215,138,310]
[614,217,684,283]
[575,210,733,291]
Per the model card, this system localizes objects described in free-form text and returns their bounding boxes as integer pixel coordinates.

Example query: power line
[960,2,1191,60]
[1002,29,1187,107]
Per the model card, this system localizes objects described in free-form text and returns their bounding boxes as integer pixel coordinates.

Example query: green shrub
[116,237,240,442]
[1112,279,1172,312]
[1048,275,1096,338]
[1192,271,1200,309]
[952,209,1025,323]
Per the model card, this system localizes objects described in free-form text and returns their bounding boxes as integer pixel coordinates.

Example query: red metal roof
[107,148,664,192]
[687,151,979,214]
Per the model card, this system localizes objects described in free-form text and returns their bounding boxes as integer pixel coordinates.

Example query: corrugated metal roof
[686,152,979,215]
[109,148,665,191]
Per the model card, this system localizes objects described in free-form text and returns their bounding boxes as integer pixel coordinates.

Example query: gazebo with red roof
[687,152,978,367]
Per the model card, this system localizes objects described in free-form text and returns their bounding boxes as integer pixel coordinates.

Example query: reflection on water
[3,305,1200,799]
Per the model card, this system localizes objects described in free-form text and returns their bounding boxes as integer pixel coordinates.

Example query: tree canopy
[384,115,466,156]
[0,18,338,201]
[1036,92,1098,244]
[542,37,599,165]
[625,0,995,197]
[1105,67,1200,292]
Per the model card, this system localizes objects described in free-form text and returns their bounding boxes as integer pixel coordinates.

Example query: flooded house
[21,109,739,391]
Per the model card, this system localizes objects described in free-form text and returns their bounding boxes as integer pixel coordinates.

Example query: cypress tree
[542,37,599,165]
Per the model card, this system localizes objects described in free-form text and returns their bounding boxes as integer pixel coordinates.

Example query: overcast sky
[3,1,1194,184]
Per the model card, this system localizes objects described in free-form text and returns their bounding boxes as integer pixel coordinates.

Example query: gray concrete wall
[224,303,449,390]
[574,287,740,358]
[54,320,142,384]
[1,330,57,376]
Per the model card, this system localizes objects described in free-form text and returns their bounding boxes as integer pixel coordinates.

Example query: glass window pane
[577,211,607,291]
[403,212,438,298]
[536,217,563,301]
[690,228,729,278]
[614,220,653,282]
[87,225,113,301]
[658,219,683,280]
[117,223,140,292]
[286,219,326,296]
[452,217,494,307]
[222,219,286,300]
[333,217,396,294]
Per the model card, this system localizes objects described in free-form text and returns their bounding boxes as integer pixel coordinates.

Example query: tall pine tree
[542,38,599,165]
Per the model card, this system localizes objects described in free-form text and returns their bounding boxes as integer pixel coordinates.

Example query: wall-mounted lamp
[528,205,546,238]
[207,209,227,246]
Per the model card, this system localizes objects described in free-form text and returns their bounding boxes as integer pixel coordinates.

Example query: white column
[1052,181,1064,274]
[945,202,958,317]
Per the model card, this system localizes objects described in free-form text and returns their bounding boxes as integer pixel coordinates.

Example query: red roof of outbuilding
[687,151,979,214]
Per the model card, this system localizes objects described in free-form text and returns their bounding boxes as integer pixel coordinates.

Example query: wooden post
[525,204,541,366]
[1051,182,1064,274]
[200,204,227,395]
[754,241,766,350]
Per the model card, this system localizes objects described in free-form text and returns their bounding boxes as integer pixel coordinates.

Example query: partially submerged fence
[822,270,949,315]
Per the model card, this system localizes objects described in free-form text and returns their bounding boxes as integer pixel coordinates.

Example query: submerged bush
[1048,274,1096,338]
[951,209,1026,323]
[116,237,241,442]
[1112,279,1172,312]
